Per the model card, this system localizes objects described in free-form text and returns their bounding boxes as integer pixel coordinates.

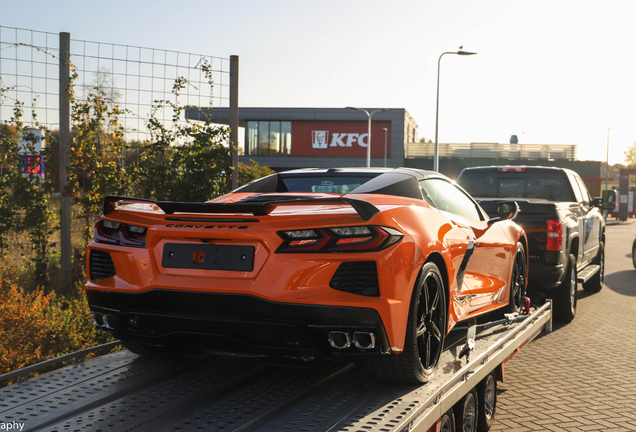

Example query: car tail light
[94,219,147,247]
[546,219,562,251]
[277,226,403,253]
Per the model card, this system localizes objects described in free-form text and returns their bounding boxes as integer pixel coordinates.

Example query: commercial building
[186,107,604,196]
[185,107,417,171]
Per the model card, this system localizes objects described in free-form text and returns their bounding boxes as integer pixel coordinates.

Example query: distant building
[186,107,602,196]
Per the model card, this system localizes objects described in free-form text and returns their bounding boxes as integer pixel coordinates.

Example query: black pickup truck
[457,166,606,322]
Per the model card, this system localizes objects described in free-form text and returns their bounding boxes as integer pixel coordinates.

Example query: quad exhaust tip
[329,331,376,350]
[91,312,116,330]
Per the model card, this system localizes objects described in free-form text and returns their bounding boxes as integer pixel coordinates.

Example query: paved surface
[491,220,636,432]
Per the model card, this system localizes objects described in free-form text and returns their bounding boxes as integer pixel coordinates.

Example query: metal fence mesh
[1,26,230,140]
[0,25,230,265]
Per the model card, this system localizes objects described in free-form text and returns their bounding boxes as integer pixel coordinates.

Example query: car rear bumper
[86,289,390,360]
[527,261,564,290]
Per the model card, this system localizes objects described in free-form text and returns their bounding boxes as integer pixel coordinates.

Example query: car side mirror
[488,201,520,225]
[600,190,617,210]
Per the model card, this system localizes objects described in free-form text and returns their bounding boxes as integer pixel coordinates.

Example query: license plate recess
[162,244,255,271]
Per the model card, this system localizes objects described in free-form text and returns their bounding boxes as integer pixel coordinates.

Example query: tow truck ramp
[0,302,551,432]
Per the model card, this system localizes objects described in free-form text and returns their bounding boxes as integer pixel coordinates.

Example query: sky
[4,0,636,165]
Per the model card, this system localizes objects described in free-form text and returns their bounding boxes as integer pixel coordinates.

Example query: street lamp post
[434,48,477,172]
[606,127,612,191]
[346,107,387,167]
[383,127,388,167]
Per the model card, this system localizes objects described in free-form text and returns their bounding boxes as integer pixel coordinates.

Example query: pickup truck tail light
[546,219,563,251]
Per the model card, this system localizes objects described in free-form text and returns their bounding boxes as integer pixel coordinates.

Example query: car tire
[476,373,497,432]
[439,408,456,432]
[365,262,447,383]
[454,387,478,432]
[583,242,604,293]
[554,253,577,323]
[632,239,636,270]
[502,242,526,315]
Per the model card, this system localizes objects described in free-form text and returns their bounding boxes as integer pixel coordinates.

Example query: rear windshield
[281,175,377,194]
[458,170,574,201]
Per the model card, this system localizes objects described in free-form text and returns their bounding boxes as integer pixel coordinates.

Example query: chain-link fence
[0,25,236,279]
[1,26,230,144]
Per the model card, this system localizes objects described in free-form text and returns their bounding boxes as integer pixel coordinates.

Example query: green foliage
[0,101,57,288]
[239,159,275,186]
[624,142,636,168]
[136,60,232,201]
[0,279,115,384]
[67,85,133,249]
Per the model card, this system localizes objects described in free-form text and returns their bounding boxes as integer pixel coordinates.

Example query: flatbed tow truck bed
[0,302,551,432]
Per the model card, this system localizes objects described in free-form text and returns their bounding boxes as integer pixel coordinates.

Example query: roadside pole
[59,32,72,292]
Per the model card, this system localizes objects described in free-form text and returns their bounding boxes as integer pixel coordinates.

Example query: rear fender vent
[90,250,116,281]
[330,261,379,297]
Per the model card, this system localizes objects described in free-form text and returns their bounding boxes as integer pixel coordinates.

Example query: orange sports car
[86,168,527,383]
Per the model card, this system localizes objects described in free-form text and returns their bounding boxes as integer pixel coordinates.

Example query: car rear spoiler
[103,195,381,221]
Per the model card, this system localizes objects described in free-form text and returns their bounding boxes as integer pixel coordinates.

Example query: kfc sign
[312,131,370,149]
[294,121,390,158]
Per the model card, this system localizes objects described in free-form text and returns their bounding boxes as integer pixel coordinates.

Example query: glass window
[420,179,482,220]
[459,170,575,201]
[575,177,591,205]
[247,121,259,156]
[258,122,270,155]
[246,121,293,156]
[282,175,376,194]
[281,122,291,155]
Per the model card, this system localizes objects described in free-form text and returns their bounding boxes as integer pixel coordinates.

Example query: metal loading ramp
[0,303,550,432]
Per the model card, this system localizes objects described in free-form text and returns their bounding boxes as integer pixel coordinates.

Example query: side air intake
[89,250,116,281]
[329,261,380,297]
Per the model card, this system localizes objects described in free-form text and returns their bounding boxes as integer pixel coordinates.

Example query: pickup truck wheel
[366,262,446,383]
[454,387,478,432]
[583,242,604,293]
[554,254,577,322]
[477,373,497,432]
[503,243,526,315]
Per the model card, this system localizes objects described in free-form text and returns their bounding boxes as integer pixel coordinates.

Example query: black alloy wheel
[414,262,447,377]
[504,243,526,315]
[366,262,447,383]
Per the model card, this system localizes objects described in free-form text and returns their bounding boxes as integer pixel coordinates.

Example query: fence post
[230,55,239,190]
[59,32,72,292]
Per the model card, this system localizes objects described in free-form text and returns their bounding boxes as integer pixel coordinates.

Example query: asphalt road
[491,219,636,432]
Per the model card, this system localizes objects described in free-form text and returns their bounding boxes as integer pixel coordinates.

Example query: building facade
[185,107,417,171]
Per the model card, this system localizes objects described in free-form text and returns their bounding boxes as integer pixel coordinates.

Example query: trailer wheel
[476,373,497,432]
[583,242,604,293]
[439,408,456,432]
[366,262,446,383]
[502,243,526,315]
[554,254,577,322]
[454,387,478,432]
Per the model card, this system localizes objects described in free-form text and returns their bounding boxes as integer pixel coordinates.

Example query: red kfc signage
[292,121,391,158]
